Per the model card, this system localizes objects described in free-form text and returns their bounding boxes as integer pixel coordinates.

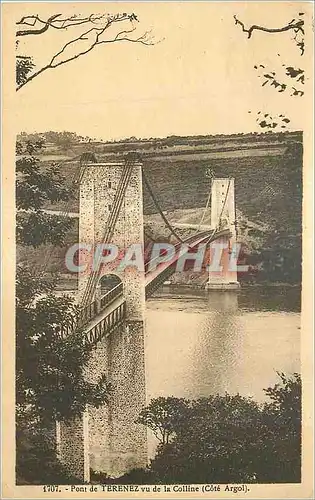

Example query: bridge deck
[85,295,125,333]
[145,232,213,285]
[171,222,212,230]
[70,228,232,342]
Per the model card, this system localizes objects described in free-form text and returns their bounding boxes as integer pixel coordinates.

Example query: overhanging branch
[16,12,155,90]
[233,15,304,39]
[16,14,63,36]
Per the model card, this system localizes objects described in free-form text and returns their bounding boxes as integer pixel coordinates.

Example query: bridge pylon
[57,156,147,481]
[206,178,240,290]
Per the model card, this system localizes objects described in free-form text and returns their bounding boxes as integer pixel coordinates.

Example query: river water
[145,286,300,404]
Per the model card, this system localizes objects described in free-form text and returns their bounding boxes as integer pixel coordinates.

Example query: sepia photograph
[1,1,314,498]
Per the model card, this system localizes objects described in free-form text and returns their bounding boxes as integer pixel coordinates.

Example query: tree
[233,11,304,285]
[16,266,110,424]
[16,12,154,90]
[16,141,110,483]
[149,394,262,484]
[16,422,77,485]
[234,12,305,130]
[44,131,83,149]
[139,374,301,484]
[234,12,304,52]
[16,139,73,247]
[137,397,190,445]
[258,372,301,483]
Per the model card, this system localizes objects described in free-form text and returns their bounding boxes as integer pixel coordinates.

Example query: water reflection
[237,286,301,313]
[188,292,241,398]
[145,286,300,456]
[146,286,300,403]
[207,290,239,312]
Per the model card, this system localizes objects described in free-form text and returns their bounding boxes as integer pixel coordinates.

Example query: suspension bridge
[54,152,239,482]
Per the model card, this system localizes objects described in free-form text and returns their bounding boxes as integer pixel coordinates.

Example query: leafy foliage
[17,131,96,151]
[254,64,304,98]
[253,111,291,131]
[16,420,78,485]
[138,373,301,484]
[16,56,35,86]
[259,141,302,283]
[256,373,302,482]
[147,395,263,483]
[137,397,190,444]
[41,131,83,150]
[16,140,73,247]
[16,266,110,424]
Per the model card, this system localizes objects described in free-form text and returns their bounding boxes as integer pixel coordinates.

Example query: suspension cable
[142,168,185,244]
[197,183,212,232]
[80,156,137,307]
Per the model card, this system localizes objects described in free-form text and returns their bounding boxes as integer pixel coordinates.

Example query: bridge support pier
[56,414,90,483]
[206,178,240,291]
[57,158,147,481]
[88,319,147,478]
[57,318,147,481]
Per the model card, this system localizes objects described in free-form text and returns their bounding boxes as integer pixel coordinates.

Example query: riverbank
[149,283,301,313]
[51,276,301,294]
[161,281,301,289]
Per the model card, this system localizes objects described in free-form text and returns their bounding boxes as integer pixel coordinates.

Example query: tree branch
[233,15,304,39]
[16,12,154,90]
[16,12,139,36]
[16,14,63,36]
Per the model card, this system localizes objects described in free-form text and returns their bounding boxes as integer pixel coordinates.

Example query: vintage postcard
[1,1,314,498]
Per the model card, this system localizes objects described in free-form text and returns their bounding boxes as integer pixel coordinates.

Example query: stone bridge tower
[206,178,240,290]
[58,156,147,481]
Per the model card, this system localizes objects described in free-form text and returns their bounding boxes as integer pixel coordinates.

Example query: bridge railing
[145,265,174,299]
[144,229,214,274]
[145,228,232,297]
[60,282,124,337]
[78,282,123,326]
[85,300,126,345]
[100,282,123,311]
[79,299,98,327]
[144,236,184,274]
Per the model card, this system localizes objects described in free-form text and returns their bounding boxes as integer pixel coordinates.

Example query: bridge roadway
[162,222,212,231]
[65,228,231,344]
[144,228,230,296]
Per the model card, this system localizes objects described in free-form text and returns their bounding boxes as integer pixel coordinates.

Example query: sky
[11,2,312,140]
